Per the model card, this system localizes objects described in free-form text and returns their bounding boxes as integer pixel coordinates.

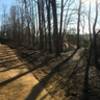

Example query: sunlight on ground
[0,72,39,100]
[0,44,51,100]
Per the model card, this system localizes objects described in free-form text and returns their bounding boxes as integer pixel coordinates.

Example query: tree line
[0,0,100,59]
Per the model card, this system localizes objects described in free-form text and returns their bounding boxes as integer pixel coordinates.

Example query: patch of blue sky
[0,0,16,25]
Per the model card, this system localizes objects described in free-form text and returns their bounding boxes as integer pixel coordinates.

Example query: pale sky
[0,0,16,25]
[0,0,100,34]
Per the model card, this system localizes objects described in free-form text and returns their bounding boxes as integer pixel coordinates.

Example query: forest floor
[0,44,100,100]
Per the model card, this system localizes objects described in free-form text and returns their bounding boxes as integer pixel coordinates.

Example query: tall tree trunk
[51,0,60,55]
[88,2,92,42]
[38,0,44,50]
[46,0,52,53]
[77,0,81,49]
[59,0,64,52]
[93,0,99,68]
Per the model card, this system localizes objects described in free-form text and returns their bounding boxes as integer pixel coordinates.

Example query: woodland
[0,0,100,100]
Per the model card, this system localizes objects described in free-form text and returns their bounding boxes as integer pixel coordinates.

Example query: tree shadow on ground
[0,48,77,88]
[0,56,55,87]
[81,44,93,100]
[0,47,56,73]
[26,49,78,100]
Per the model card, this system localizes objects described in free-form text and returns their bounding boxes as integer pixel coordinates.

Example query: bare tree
[51,0,59,55]
[1,4,7,37]
[93,0,99,68]
[37,0,45,50]
[88,2,92,41]
[45,0,52,53]
[77,0,82,49]
[59,0,64,52]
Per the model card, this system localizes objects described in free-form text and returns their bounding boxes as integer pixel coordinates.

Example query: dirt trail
[0,44,51,100]
[1,44,99,100]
